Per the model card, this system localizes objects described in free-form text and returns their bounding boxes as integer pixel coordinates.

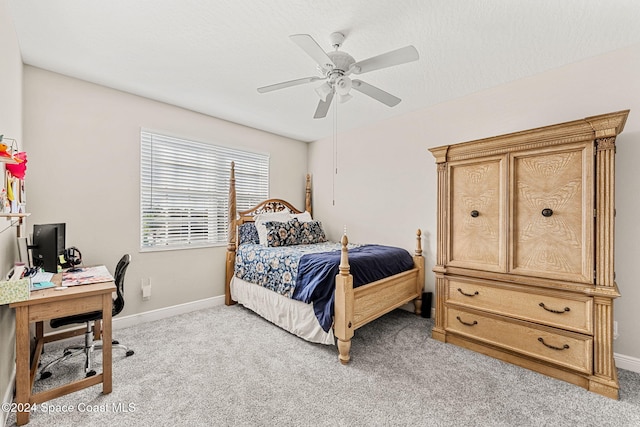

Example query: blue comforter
[234,243,415,332]
[295,245,415,331]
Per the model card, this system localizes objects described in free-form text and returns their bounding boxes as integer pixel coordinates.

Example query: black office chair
[40,254,135,379]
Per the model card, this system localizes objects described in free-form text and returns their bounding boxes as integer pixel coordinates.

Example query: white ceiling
[8,0,640,142]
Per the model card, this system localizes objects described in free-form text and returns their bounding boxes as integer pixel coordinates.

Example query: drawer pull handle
[541,208,553,217]
[456,316,478,327]
[457,288,479,297]
[539,302,570,314]
[470,210,479,218]
[538,337,569,351]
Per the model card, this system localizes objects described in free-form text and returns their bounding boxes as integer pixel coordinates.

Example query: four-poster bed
[224,162,425,363]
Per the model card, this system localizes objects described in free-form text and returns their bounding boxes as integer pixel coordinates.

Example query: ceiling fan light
[315,82,333,102]
[338,93,353,103]
[334,76,352,96]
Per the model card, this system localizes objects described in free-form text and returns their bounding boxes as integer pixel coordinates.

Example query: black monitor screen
[32,223,66,273]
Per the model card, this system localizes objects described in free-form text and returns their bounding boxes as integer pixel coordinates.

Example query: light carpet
[7,305,640,426]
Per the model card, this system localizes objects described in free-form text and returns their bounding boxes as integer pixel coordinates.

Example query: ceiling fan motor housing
[325,51,356,81]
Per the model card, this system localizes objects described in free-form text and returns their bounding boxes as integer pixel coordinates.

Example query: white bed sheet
[230,276,335,345]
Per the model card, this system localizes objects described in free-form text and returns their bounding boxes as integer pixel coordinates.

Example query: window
[140,130,269,251]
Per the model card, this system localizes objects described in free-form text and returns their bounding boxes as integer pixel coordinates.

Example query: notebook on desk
[62,265,114,286]
[30,271,54,284]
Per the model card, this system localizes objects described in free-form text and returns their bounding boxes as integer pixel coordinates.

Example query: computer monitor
[31,223,66,273]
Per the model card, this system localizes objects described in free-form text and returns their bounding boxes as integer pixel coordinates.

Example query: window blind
[140,130,269,251]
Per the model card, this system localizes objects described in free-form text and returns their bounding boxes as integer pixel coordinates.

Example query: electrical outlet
[614,321,619,340]
[141,277,151,300]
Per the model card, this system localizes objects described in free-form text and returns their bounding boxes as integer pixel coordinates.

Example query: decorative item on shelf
[6,151,27,179]
[0,188,8,214]
[0,135,23,164]
[2,140,27,214]
[5,173,20,213]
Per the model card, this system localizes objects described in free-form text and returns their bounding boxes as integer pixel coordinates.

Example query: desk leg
[35,321,43,341]
[15,306,30,426]
[102,294,112,394]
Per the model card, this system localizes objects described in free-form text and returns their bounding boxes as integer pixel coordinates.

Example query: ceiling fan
[257,32,419,119]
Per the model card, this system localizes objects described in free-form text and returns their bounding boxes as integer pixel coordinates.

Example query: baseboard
[615,352,640,373]
[112,295,225,330]
[1,365,16,427]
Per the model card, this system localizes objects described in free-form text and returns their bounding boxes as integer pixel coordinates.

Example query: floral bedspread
[234,242,353,297]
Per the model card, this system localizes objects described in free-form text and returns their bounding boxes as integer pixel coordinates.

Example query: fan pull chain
[332,91,338,206]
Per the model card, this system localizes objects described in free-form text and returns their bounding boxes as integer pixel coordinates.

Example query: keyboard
[30,271,54,284]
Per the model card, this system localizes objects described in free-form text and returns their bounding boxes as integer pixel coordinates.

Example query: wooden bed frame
[224,162,425,363]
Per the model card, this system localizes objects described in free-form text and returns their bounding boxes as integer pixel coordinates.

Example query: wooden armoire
[429,110,629,399]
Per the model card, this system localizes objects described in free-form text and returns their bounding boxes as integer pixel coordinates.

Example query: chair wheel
[126,350,134,357]
[112,340,119,345]
[40,371,52,380]
[86,370,96,377]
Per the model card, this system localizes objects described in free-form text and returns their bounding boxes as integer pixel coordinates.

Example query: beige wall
[22,66,308,316]
[0,0,23,418]
[309,43,640,359]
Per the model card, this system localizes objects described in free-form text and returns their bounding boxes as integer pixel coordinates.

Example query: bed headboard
[237,199,304,224]
[227,161,311,230]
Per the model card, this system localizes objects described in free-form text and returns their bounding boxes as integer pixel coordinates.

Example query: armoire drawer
[446,307,593,374]
[446,277,593,334]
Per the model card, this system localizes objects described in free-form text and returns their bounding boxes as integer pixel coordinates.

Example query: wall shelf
[1,213,30,219]
[0,213,30,236]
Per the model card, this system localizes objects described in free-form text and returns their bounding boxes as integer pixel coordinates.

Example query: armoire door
[448,156,506,272]
[510,142,594,283]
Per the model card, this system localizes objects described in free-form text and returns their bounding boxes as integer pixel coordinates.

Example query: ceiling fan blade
[290,34,335,72]
[351,80,401,107]
[352,45,419,75]
[313,91,334,119]
[257,76,324,93]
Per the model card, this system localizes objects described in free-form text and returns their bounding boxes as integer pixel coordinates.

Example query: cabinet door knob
[470,210,479,218]
[541,208,553,217]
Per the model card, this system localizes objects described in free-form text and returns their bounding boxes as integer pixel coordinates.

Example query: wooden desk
[10,277,115,425]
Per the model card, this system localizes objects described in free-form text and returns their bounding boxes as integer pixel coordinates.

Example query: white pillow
[290,211,312,222]
[255,211,291,246]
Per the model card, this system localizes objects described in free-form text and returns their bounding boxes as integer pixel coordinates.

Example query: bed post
[305,174,312,216]
[225,161,237,306]
[413,229,425,316]
[334,233,354,364]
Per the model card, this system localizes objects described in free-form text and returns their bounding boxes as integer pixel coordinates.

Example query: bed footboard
[334,230,425,364]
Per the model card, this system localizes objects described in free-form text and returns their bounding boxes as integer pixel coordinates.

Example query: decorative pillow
[238,223,259,245]
[265,218,327,247]
[289,211,312,222]
[255,211,291,246]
